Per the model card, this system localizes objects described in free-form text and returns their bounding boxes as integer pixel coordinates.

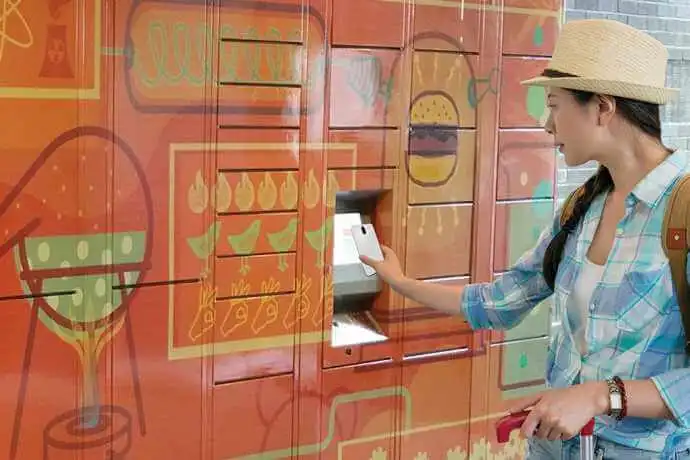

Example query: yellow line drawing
[168,142,357,360]
[219,280,251,338]
[216,383,510,460]
[378,0,560,18]
[232,386,413,460]
[0,0,101,99]
[337,410,511,460]
[0,0,33,65]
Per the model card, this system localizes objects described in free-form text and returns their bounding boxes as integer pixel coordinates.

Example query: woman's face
[544,87,607,167]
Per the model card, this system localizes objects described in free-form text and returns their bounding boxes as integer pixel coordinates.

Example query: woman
[361,19,689,459]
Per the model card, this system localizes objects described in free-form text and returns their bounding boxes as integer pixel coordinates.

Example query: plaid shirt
[462,149,690,454]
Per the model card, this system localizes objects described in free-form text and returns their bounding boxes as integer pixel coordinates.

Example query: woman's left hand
[507,381,609,441]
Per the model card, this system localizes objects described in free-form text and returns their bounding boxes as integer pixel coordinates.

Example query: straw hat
[521,19,679,104]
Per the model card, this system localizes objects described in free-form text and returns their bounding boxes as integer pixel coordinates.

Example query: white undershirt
[566,257,606,355]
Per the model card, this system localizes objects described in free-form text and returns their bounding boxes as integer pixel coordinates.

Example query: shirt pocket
[614,263,673,333]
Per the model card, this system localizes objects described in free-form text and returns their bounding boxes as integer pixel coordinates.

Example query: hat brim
[521,76,680,105]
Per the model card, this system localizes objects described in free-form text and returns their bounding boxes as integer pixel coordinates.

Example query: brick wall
[556,0,690,204]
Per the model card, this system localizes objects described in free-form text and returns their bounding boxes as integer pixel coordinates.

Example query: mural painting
[0,0,562,458]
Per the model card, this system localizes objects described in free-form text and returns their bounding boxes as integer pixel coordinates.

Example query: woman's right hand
[361,245,465,317]
[359,245,407,289]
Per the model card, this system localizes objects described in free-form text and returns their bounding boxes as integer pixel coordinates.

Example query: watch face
[611,393,622,410]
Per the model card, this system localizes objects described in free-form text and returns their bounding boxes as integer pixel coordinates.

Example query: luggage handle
[496,410,595,443]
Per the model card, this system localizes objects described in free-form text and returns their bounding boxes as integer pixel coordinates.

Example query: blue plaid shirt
[462,149,690,454]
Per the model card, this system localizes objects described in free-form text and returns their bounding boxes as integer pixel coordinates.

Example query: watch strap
[612,376,628,419]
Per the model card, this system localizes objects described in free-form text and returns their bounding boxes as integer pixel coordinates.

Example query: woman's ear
[596,94,616,126]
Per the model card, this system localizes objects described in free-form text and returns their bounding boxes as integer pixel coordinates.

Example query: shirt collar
[630,149,689,208]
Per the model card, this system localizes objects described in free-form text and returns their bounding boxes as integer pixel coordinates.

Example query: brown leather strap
[661,174,690,355]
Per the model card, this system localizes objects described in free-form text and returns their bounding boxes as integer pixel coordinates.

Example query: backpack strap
[661,174,690,355]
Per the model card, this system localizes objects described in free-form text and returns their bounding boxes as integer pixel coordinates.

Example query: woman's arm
[393,276,466,317]
[361,214,561,330]
[615,379,674,420]
[632,254,690,427]
[509,378,677,441]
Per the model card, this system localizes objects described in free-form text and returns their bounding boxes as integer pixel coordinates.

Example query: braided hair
[542,167,613,289]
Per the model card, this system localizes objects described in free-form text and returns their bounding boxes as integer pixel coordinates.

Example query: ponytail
[542,166,613,289]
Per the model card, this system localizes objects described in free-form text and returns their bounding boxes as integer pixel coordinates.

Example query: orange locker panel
[500,56,551,128]
[329,48,404,128]
[332,0,405,47]
[403,277,473,355]
[212,373,294,459]
[405,204,473,279]
[327,130,400,169]
[413,1,482,53]
[497,130,556,201]
[503,0,562,56]
[316,363,399,458]
[399,355,474,458]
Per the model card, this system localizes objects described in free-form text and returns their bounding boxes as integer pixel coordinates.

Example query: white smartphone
[351,224,384,276]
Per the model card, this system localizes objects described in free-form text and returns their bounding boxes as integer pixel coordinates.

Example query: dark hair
[541,69,665,289]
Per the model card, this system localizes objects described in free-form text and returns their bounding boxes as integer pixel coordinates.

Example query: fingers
[517,394,547,440]
[523,412,555,441]
[359,254,377,266]
[380,245,394,258]
[546,429,562,441]
[515,391,584,442]
[361,245,394,266]
[520,409,541,439]
[521,408,570,441]
[535,420,553,440]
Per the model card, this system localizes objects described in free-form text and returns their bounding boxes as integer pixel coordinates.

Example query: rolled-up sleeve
[461,215,559,330]
[651,369,690,429]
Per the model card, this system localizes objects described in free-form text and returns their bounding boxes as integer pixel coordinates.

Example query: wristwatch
[605,377,623,419]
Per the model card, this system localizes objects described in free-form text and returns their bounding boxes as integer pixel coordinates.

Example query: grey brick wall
[556,0,690,204]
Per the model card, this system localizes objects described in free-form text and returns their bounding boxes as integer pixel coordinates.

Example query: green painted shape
[467,77,478,108]
[41,273,124,324]
[188,220,221,260]
[507,201,554,267]
[267,217,298,253]
[533,180,554,204]
[505,298,551,342]
[228,219,262,255]
[235,386,412,460]
[526,86,546,122]
[533,24,544,47]
[519,352,528,369]
[344,55,382,107]
[265,27,285,81]
[24,232,145,270]
[501,338,549,390]
[305,218,333,254]
[136,22,301,88]
[17,232,145,333]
